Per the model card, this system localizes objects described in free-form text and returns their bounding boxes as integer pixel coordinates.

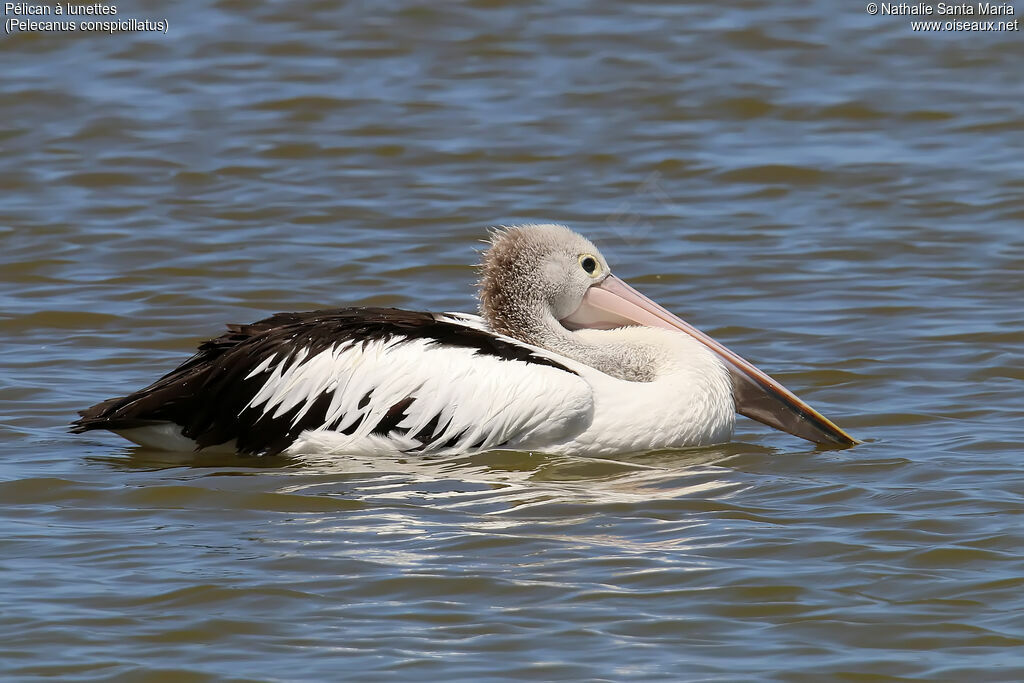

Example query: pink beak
[561,275,857,446]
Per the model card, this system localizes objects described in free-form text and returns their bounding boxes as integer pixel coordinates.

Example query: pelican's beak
[561,275,857,446]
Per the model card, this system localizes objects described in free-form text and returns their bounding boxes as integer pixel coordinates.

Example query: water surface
[2,1,1023,679]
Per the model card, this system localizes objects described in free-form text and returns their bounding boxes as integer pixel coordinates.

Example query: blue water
[2,0,1023,679]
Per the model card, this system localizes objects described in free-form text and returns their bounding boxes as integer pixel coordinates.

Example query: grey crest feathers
[478,223,606,340]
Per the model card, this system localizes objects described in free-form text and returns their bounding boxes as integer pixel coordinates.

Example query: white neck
[543,325,737,453]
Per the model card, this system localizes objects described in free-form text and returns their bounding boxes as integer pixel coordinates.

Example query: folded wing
[72,308,594,456]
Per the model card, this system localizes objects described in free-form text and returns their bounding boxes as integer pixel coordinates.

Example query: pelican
[72,224,856,456]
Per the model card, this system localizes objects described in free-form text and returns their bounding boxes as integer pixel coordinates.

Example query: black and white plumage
[73,224,856,456]
[73,308,591,456]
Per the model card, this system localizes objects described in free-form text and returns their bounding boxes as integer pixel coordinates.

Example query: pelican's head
[479,223,856,447]
[480,223,611,335]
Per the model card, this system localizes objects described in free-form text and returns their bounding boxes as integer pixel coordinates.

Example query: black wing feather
[72,307,574,456]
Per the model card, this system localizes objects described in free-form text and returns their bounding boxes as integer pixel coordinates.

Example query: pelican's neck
[507,312,663,382]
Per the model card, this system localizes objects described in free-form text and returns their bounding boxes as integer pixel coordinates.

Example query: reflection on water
[87,442,749,507]
[3,0,1024,678]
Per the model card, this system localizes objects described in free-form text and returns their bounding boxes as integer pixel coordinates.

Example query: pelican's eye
[579,254,599,276]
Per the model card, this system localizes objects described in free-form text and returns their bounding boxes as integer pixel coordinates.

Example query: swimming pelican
[72,224,855,456]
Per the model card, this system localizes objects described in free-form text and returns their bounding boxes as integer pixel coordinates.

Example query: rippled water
[3,1,1023,679]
